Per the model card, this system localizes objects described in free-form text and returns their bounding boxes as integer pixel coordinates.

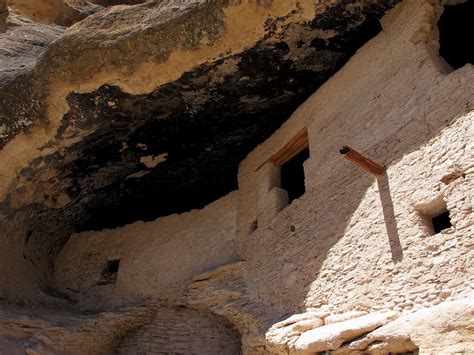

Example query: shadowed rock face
[0,1,400,265]
[0,0,7,32]
[58,16,380,232]
[86,0,145,5]
[5,0,144,27]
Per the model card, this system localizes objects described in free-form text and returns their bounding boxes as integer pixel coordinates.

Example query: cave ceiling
[0,0,400,260]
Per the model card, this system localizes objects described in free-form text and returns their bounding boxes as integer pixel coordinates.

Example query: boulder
[292,311,398,353]
[324,310,368,325]
[345,298,474,354]
[266,313,324,351]
[270,311,328,330]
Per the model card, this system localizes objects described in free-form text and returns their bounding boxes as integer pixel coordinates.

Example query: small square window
[414,197,453,236]
[431,211,452,234]
[257,128,309,213]
[98,259,120,285]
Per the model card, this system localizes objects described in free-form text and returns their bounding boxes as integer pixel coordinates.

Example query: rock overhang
[0,0,400,261]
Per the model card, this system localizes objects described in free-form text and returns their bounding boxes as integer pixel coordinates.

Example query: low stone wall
[54,192,240,307]
[118,307,241,355]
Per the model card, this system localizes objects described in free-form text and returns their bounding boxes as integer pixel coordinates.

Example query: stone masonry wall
[236,0,473,318]
[54,191,240,307]
[117,307,241,355]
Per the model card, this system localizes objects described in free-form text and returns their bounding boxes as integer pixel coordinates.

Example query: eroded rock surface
[7,0,86,26]
[5,0,141,27]
[266,299,474,354]
[347,299,474,354]
[266,310,399,354]
[0,303,155,354]
[293,311,398,353]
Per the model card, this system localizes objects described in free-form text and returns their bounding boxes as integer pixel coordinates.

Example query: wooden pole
[340,145,385,175]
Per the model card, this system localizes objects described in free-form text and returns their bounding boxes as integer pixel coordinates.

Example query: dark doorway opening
[438,2,473,69]
[431,211,452,234]
[99,259,121,285]
[281,147,309,203]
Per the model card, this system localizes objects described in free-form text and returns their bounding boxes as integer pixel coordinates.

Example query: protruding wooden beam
[340,145,385,175]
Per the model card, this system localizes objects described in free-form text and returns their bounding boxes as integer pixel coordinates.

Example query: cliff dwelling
[0,0,473,354]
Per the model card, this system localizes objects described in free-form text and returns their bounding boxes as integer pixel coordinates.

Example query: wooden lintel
[255,128,308,171]
[340,145,386,176]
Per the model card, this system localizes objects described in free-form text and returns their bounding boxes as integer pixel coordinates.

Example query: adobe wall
[54,191,240,306]
[117,307,241,355]
[237,0,473,320]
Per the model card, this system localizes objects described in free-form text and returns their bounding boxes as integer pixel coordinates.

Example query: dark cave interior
[281,147,310,204]
[60,6,387,233]
[438,1,473,70]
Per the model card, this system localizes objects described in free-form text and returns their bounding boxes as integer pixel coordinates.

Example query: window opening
[438,2,473,69]
[281,147,309,203]
[431,210,452,234]
[98,259,121,285]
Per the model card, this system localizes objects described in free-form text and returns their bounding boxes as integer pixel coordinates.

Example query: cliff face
[1,1,472,354]
[4,0,145,27]
[0,0,398,270]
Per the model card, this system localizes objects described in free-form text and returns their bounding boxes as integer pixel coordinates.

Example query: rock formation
[0,0,472,353]
[0,0,7,32]
[0,0,398,276]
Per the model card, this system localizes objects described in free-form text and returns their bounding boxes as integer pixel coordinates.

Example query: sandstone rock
[271,312,325,330]
[7,0,109,27]
[266,313,324,351]
[0,305,155,353]
[7,0,85,26]
[292,311,398,353]
[346,298,474,353]
[0,0,472,354]
[0,0,7,32]
[83,0,145,6]
[0,13,64,81]
[324,310,368,325]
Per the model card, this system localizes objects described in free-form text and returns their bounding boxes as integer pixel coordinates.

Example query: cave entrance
[438,1,473,69]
